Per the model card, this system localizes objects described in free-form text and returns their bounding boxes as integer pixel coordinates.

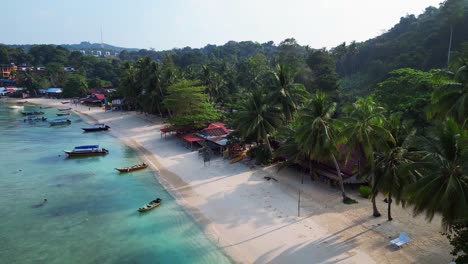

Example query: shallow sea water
[0,102,231,264]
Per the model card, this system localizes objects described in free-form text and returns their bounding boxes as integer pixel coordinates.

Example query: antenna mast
[100,26,103,48]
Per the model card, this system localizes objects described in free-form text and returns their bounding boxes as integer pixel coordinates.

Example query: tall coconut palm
[275,126,312,184]
[374,113,418,221]
[296,91,350,202]
[404,118,468,229]
[269,64,309,123]
[340,96,394,216]
[235,91,282,152]
[430,62,468,125]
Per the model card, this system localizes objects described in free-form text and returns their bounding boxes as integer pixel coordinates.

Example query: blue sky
[6,0,442,50]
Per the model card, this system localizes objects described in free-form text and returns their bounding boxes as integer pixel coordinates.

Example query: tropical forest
[1,0,467,262]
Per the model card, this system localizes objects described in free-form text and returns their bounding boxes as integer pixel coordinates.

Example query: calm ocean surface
[0,102,231,264]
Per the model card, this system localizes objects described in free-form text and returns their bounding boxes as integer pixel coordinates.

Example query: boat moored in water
[22,110,44,116]
[56,112,70,116]
[24,115,47,122]
[82,123,110,132]
[64,145,109,157]
[115,163,148,173]
[49,118,71,126]
[138,198,162,212]
[58,107,72,111]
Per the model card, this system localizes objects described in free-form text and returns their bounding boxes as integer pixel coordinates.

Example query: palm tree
[374,115,417,221]
[296,91,350,202]
[275,126,311,184]
[340,96,394,216]
[235,91,282,152]
[404,118,468,229]
[430,62,468,125]
[269,64,308,123]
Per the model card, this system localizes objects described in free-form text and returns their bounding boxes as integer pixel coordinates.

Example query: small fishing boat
[138,198,162,212]
[24,116,47,122]
[49,118,71,126]
[64,145,109,157]
[9,105,23,109]
[56,112,70,116]
[115,163,148,173]
[22,110,44,116]
[16,101,28,105]
[81,123,110,132]
[61,101,70,104]
[58,107,72,111]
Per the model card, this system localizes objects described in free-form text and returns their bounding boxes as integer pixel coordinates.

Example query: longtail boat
[58,107,72,111]
[56,112,70,116]
[49,118,71,126]
[22,110,44,116]
[115,163,148,173]
[61,101,70,104]
[82,124,110,132]
[24,116,47,122]
[16,101,28,105]
[138,198,161,212]
[64,145,109,157]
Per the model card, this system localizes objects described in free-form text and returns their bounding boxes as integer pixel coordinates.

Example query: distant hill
[5,41,138,53]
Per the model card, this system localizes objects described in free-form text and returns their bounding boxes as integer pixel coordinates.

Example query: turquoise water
[0,102,231,264]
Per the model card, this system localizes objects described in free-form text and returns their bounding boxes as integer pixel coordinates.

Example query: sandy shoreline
[5,98,453,264]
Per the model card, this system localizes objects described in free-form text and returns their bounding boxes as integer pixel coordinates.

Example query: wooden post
[298,190,301,217]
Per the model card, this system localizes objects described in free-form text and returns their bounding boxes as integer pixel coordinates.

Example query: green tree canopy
[63,74,88,97]
[163,80,220,127]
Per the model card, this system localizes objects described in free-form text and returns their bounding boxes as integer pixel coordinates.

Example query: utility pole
[298,190,301,217]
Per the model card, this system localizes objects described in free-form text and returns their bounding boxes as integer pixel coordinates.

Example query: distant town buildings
[79,50,119,57]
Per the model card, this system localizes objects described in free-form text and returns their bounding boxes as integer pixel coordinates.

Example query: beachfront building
[0,63,17,86]
[43,87,63,98]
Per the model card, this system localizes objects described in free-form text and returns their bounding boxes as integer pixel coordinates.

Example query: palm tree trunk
[447,24,453,68]
[307,159,312,184]
[371,191,381,217]
[387,193,393,221]
[331,154,348,202]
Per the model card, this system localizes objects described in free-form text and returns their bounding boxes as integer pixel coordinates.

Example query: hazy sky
[5,0,442,50]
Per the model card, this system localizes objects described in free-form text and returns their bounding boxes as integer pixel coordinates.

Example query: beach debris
[264,176,278,182]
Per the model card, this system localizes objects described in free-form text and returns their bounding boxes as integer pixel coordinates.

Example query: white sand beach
[15,98,453,263]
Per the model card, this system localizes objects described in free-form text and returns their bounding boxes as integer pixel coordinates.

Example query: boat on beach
[61,101,70,104]
[64,145,109,157]
[16,101,28,105]
[138,198,162,212]
[115,163,148,173]
[49,118,71,126]
[58,107,72,111]
[81,123,110,132]
[56,112,70,116]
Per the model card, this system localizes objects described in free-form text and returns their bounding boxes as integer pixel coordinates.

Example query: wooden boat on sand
[138,198,161,212]
[115,163,148,173]
[64,145,109,157]
[61,101,70,104]
[230,152,247,163]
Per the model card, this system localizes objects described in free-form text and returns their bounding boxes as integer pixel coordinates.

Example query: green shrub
[359,185,372,198]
